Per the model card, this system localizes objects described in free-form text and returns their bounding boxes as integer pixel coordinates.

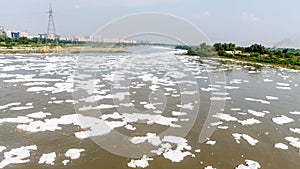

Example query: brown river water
[0,46,299,169]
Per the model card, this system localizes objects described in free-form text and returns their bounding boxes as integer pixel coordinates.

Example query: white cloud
[240,11,261,24]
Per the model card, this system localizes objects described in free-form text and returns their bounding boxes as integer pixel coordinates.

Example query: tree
[213,43,224,52]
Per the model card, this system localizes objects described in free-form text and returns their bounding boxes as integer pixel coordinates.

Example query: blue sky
[0,0,300,47]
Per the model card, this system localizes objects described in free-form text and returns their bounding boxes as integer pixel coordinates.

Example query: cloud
[240,11,261,24]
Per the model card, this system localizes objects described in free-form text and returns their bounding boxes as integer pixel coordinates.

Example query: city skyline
[1,0,300,47]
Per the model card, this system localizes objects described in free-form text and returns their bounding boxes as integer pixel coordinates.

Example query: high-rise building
[11,32,20,39]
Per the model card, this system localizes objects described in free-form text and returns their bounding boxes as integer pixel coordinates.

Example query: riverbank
[0,45,126,54]
[176,43,300,70]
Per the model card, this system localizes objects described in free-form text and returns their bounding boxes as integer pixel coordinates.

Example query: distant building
[74,36,90,42]
[0,26,3,36]
[38,33,47,39]
[27,35,39,39]
[60,37,71,41]
[89,35,102,42]
[103,38,120,43]
[5,30,12,38]
[11,32,20,39]
[20,31,28,38]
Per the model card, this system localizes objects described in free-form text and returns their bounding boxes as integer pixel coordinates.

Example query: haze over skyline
[0,0,300,47]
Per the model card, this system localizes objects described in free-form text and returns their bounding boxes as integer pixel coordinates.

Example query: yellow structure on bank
[43,45,62,54]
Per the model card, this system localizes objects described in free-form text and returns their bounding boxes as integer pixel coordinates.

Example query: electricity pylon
[46,4,58,45]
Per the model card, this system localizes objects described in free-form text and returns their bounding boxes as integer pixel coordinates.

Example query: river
[0,46,299,169]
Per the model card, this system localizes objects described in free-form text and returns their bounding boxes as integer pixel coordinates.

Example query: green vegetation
[0,35,87,48]
[176,43,300,69]
[175,43,216,57]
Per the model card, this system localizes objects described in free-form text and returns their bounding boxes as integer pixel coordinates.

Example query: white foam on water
[248,70,260,74]
[230,79,242,84]
[26,87,57,92]
[274,143,288,150]
[65,100,78,104]
[276,82,290,87]
[210,97,231,101]
[10,106,34,111]
[212,92,230,96]
[195,149,201,153]
[62,160,70,166]
[0,116,33,124]
[17,114,112,139]
[290,111,300,115]
[209,84,222,88]
[23,82,49,86]
[144,104,156,110]
[276,86,291,90]
[177,103,194,110]
[236,159,261,169]
[195,76,208,79]
[206,140,216,145]
[130,133,162,146]
[245,98,270,104]
[238,118,261,126]
[127,155,153,168]
[213,113,238,122]
[26,112,51,119]
[218,125,229,129]
[231,108,241,111]
[266,96,279,100]
[181,91,197,95]
[204,166,216,169]
[0,102,21,110]
[247,110,265,117]
[0,146,6,153]
[224,86,239,89]
[101,112,123,120]
[123,113,180,127]
[163,149,191,162]
[65,149,84,159]
[38,152,56,165]
[172,111,187,116]
[263,78,273,82]
[120,103,134,107]
[232,133,259,146]
[285,137,300,148]
[78,104,118,111]
[201,87,219,92]
[290,128,300,134]
[210,122,223,126]
[0,145,37,168]
[272,115,294,125]
[80,94,113,103]
[147,135,192,162]
[125,124,136,130]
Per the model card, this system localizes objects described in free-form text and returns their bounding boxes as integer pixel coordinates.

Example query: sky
[0,0,300,47]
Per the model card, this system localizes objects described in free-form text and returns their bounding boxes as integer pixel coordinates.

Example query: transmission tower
[46,4,58,45]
